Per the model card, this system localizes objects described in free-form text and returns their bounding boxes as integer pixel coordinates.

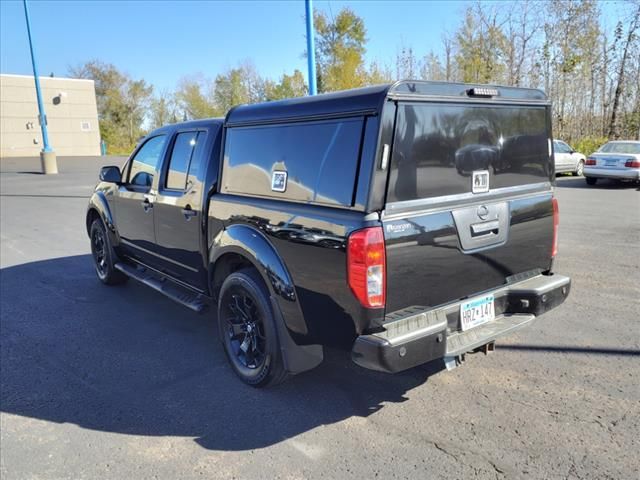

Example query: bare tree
[442,33,454,82]
[608,4,640,138]
[504,0,542,86]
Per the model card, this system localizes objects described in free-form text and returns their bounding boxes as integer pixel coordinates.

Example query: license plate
[460,294,495,331]
[605,159,618,166]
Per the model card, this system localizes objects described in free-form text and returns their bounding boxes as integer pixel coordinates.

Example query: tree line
[71,0,639,155]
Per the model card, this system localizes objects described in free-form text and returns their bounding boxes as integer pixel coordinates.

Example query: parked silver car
[553,139,586,175]
[584,140,640,185]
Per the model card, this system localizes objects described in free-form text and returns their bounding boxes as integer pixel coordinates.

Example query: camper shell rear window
[387,103,551,203]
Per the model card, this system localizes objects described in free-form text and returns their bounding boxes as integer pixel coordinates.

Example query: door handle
[141,198,154,211]
[182,205,197,219]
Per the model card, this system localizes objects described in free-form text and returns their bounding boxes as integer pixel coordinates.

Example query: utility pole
[305,0,317,95]
[23,0,57,174]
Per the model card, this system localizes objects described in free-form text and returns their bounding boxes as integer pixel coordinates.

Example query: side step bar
[115,262,208,313]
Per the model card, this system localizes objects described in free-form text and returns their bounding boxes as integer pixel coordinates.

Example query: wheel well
[210,253,256,300]
[86,208,100,235]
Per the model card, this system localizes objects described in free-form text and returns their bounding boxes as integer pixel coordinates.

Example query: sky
[0,0,630,93]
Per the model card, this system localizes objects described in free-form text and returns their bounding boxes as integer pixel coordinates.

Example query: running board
[114,262,208,313]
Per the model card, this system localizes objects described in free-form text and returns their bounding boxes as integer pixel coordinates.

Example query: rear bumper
[351,273,571,373]
[583,167,640,180]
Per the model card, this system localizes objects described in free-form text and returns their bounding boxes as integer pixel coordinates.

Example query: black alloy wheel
[91,226,108,278]
[217,269,288,387]
[89,218,127,285]
[223,292,267,369]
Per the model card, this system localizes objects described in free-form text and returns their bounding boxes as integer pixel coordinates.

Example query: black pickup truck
[87,81,571,387]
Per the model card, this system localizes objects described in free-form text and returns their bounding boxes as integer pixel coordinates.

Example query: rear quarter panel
[208,195,379,345]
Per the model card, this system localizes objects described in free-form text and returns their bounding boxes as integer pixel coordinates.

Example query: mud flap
[270,297,323,375]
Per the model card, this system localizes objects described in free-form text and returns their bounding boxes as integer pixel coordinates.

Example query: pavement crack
[487,459,505,475]
[433,441,460,462]
[433,441,506,478]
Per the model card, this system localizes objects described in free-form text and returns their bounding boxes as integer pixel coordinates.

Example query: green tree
[367,61,394,84]
[175,75,218,120]
[214,61,266,113]
[69,60,152,154]
[313,7,368,92]
[149,90,177,129]
[123,79,153,146]
[264,70,308,100]
[454,4,507,84]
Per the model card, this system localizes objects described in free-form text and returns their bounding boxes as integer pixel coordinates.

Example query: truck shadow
[0,255,441,452]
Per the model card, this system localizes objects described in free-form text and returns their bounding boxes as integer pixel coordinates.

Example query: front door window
[127,136,167,189]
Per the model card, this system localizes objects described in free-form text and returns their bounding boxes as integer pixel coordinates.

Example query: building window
[81,121,91,132]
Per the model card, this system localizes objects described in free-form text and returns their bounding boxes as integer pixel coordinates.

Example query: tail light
[624,159,640,168]
[585,157,596,166]
[552,197,559,258]
[347,227,386,308]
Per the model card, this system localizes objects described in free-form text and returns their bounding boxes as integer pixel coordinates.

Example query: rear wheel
[585,177,597,186]
[217,269,288,387]
[90,218,127,285]
[574,160,584,176]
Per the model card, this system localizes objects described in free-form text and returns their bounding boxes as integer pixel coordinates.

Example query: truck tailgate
[382,101,554,316]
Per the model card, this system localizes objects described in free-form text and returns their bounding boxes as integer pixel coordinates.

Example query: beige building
[0,73,101,157]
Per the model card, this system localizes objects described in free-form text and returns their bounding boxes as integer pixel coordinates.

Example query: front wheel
[574,160,584,176]
[90,218,128,285]
[217,269,289,387]
[585,177,597,186]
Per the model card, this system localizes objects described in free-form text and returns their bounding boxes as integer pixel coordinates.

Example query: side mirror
[99,165,122,184]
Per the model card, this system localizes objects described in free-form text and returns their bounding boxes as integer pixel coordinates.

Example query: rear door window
[165,131,200,190]
[186,131,207,184]
[221,118,364,207]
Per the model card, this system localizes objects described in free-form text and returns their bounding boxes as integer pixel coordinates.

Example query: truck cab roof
[148,118,224,137]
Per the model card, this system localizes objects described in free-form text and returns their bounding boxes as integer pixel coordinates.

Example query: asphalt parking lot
[1,156,639,480]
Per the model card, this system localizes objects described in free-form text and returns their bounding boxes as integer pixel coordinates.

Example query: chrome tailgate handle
[452,202,510,252]
[471,220,500,236]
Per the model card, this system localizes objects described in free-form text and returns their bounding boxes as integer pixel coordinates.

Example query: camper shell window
[221,117,364,208]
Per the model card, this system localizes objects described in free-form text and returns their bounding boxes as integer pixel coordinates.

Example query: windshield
[599,142,640,154]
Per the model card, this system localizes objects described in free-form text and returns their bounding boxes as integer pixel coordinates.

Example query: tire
[585,177,597,186]
[574,160,584,176]
[217,268,289,387]
[89,218,128,285]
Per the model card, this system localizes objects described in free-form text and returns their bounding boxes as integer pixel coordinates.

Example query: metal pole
[23,0,57,173]
[305,0,317,95]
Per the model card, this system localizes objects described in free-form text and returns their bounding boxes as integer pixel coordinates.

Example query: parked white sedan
[584,141,640,185]
[553,139,586,176]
